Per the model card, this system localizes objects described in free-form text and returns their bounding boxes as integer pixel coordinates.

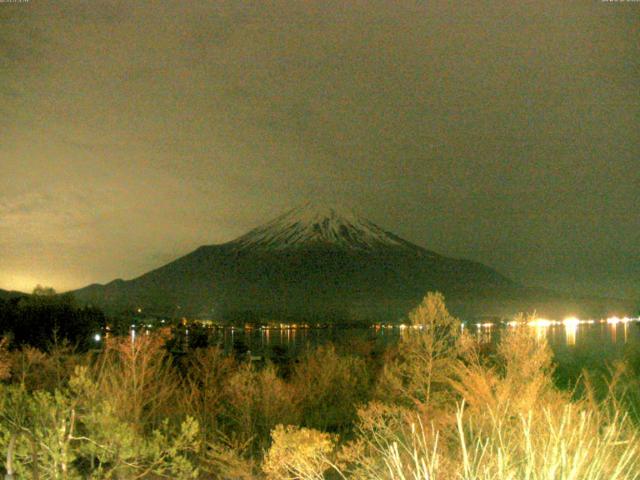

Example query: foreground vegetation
[0,292,639,479]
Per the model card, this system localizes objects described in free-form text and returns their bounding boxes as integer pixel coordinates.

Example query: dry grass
[328,402,640,480]
[456,403,640,480]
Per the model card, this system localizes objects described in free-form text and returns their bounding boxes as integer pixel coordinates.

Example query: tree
[291,345,370,433]
[376,292,462,417]
[32,285,57,297]
[93,335,180,429]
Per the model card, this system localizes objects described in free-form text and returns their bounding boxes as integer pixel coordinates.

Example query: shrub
[10,341,80,392]
[291,345,371,433]
[222,362,300,454]
[263,425,338,480]
[451,313,565,424]
[181,347,236,441]
[93,334,181,429]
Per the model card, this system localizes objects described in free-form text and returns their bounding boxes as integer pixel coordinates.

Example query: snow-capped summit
[232,202,414,252]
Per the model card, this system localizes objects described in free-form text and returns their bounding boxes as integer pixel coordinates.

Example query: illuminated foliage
[451,312,563,423]
[0,366,199,479]
[263,425,337,480]
[222,362,300,454]
[377,292,462,417]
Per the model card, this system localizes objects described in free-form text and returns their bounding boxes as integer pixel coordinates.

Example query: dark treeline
[0,287,105,352]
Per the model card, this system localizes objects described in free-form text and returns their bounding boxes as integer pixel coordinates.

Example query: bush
[451,313,565,423]
[222,362,300,454]
[291,345,371,433]
[263,425,338,480]
[93,334,181,429]
[181,346,236,441]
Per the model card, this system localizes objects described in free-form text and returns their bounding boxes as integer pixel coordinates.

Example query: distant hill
[0,289,26,301]
[72,204,635,322]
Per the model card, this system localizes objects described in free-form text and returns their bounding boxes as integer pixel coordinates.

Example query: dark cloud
[0,0,638,299]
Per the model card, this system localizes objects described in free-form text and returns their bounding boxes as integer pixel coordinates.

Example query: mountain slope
[72,204,632,322]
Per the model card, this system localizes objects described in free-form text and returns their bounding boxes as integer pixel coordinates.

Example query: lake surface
[187,317,640,378]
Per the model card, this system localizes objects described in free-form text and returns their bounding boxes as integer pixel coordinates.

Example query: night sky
[1,1,638,299]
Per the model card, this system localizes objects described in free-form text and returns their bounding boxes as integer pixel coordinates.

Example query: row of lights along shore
[92,315,639,344]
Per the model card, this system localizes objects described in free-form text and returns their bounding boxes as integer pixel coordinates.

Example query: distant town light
[94,333,101,342]
[475,322,494,328]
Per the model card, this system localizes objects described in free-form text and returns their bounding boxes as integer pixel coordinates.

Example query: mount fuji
[72,204,630,322]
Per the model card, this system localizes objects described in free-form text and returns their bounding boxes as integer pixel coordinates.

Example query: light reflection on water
[198,320,640,370]
[489,320,640,382]
[565,323,577,346]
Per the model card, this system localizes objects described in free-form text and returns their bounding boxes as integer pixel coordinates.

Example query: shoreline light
[606,316,633,326]
[562,317,580,327]
[527,318,556,328]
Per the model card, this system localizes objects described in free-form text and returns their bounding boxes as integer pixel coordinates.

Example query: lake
[183,317,640,381]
